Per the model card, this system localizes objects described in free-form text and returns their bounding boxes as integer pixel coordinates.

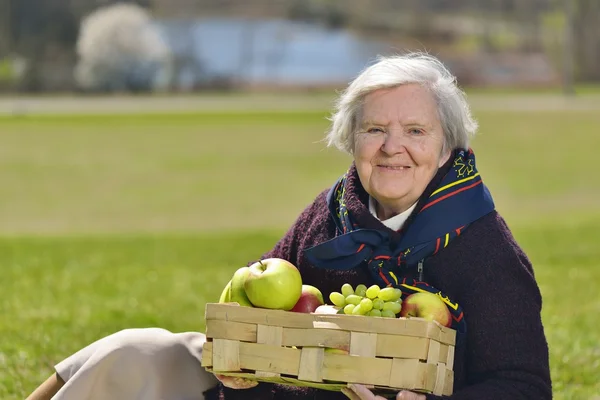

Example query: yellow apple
[218,280,232,303]
[229,267,254,307]
[400,292,452,327]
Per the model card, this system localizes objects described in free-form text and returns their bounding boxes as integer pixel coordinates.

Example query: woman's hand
[214,374,258,389]
[341,384,426,400]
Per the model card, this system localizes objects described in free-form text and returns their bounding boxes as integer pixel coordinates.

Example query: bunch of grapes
[329,284,402,318]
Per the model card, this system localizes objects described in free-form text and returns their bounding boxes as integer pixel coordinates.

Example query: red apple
[290,285,325,313]
[400,292,452,327]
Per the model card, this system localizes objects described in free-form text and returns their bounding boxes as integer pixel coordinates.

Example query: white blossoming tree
[74,3,173,92]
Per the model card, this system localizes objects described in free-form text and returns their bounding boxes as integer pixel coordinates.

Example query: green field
[1,99,599,399]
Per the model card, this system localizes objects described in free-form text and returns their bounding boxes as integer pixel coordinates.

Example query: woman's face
[353,84,450,215]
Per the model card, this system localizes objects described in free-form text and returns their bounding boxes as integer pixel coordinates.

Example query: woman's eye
[367,127,384,134]
[409,128,423,135]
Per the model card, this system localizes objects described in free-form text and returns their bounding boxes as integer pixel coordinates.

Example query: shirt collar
[368,196,417,231]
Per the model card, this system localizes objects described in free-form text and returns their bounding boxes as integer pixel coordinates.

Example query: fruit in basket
[291,285,325,313]
[244,258,302,310]
[218,280,232,303]
[341,283,354,297]
[332,283,408,318]
[345,295,363,305]
[329,292,346,308]
[400,292,452,327]
[368,309,382,317]
[359,298,373,313]
[378,287,402,302]
[343,304,356,315]
[354,284,368,297]
[365,284,380,299]
[352,304,367,315]
[382,301,402,314]
[230,267,254,307]
[302,284,325,304]
[314,304,341,315]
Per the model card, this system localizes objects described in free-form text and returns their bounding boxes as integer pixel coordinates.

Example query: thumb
[397,391,424,400]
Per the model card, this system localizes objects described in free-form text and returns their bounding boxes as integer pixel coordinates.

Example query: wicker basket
[201,303,455,396]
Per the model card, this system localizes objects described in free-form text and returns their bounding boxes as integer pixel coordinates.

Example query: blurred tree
[513,0,544,52]
[4,0,79,91]
[74,2,173,92]
[0,0,155,92]
[0,0,10,56]
[572,0,600,81]
[287,0,348,30]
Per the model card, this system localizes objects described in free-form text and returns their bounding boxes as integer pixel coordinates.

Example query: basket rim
[205,302,456,346]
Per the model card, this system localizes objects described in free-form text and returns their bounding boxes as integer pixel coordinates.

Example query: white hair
[326,52,478,154]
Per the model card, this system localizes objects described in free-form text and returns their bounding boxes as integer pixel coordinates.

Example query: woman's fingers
[396,390,427,400]
[214,374,258,389]
[341,387,362,400]
[346,384,387,399]
[344,384,426,400]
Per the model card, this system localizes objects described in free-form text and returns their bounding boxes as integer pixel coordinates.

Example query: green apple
[400,292,452,327]
[244,258,302,310]
[218,280,232,303]
[230,267,254,307]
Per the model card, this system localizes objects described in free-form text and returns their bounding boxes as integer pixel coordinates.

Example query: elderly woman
[28,53,552,400]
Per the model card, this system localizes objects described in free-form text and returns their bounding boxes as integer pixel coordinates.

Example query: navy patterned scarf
[304,149,495,333]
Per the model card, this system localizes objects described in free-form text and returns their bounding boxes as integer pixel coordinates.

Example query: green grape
[368,309,382,317]
[343,304,356,315]
[381,310,396,318]
[365,284,381,299]
[378,287,402,302]
[341,283,354,297]
[359,298,373,313]
[372,298,384,310]
[329,292,346,308]
[355,284,368,297]
[352,304,368,315]
[382,301,402,315]
[345,294,363,305]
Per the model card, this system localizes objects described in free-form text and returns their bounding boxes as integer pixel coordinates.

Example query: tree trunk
[574,0,600,81]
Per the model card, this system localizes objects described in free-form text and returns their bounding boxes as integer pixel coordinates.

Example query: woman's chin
[370,180,412,199]
[371,189,411,205]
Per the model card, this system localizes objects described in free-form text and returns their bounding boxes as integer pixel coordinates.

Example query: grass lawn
[1,101,599,399]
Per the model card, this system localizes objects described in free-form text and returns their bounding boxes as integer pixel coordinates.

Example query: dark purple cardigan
[205,162,552,400]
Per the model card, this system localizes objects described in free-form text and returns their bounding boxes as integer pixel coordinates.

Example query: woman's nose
[380,131,408,155]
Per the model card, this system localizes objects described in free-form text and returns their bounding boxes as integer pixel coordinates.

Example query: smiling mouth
[378,165,411,170]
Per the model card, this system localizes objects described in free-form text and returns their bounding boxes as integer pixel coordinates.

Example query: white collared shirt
[369,197,417,231]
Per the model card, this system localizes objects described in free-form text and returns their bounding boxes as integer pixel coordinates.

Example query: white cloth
[53,328,218,400]
[368,196,417,231]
